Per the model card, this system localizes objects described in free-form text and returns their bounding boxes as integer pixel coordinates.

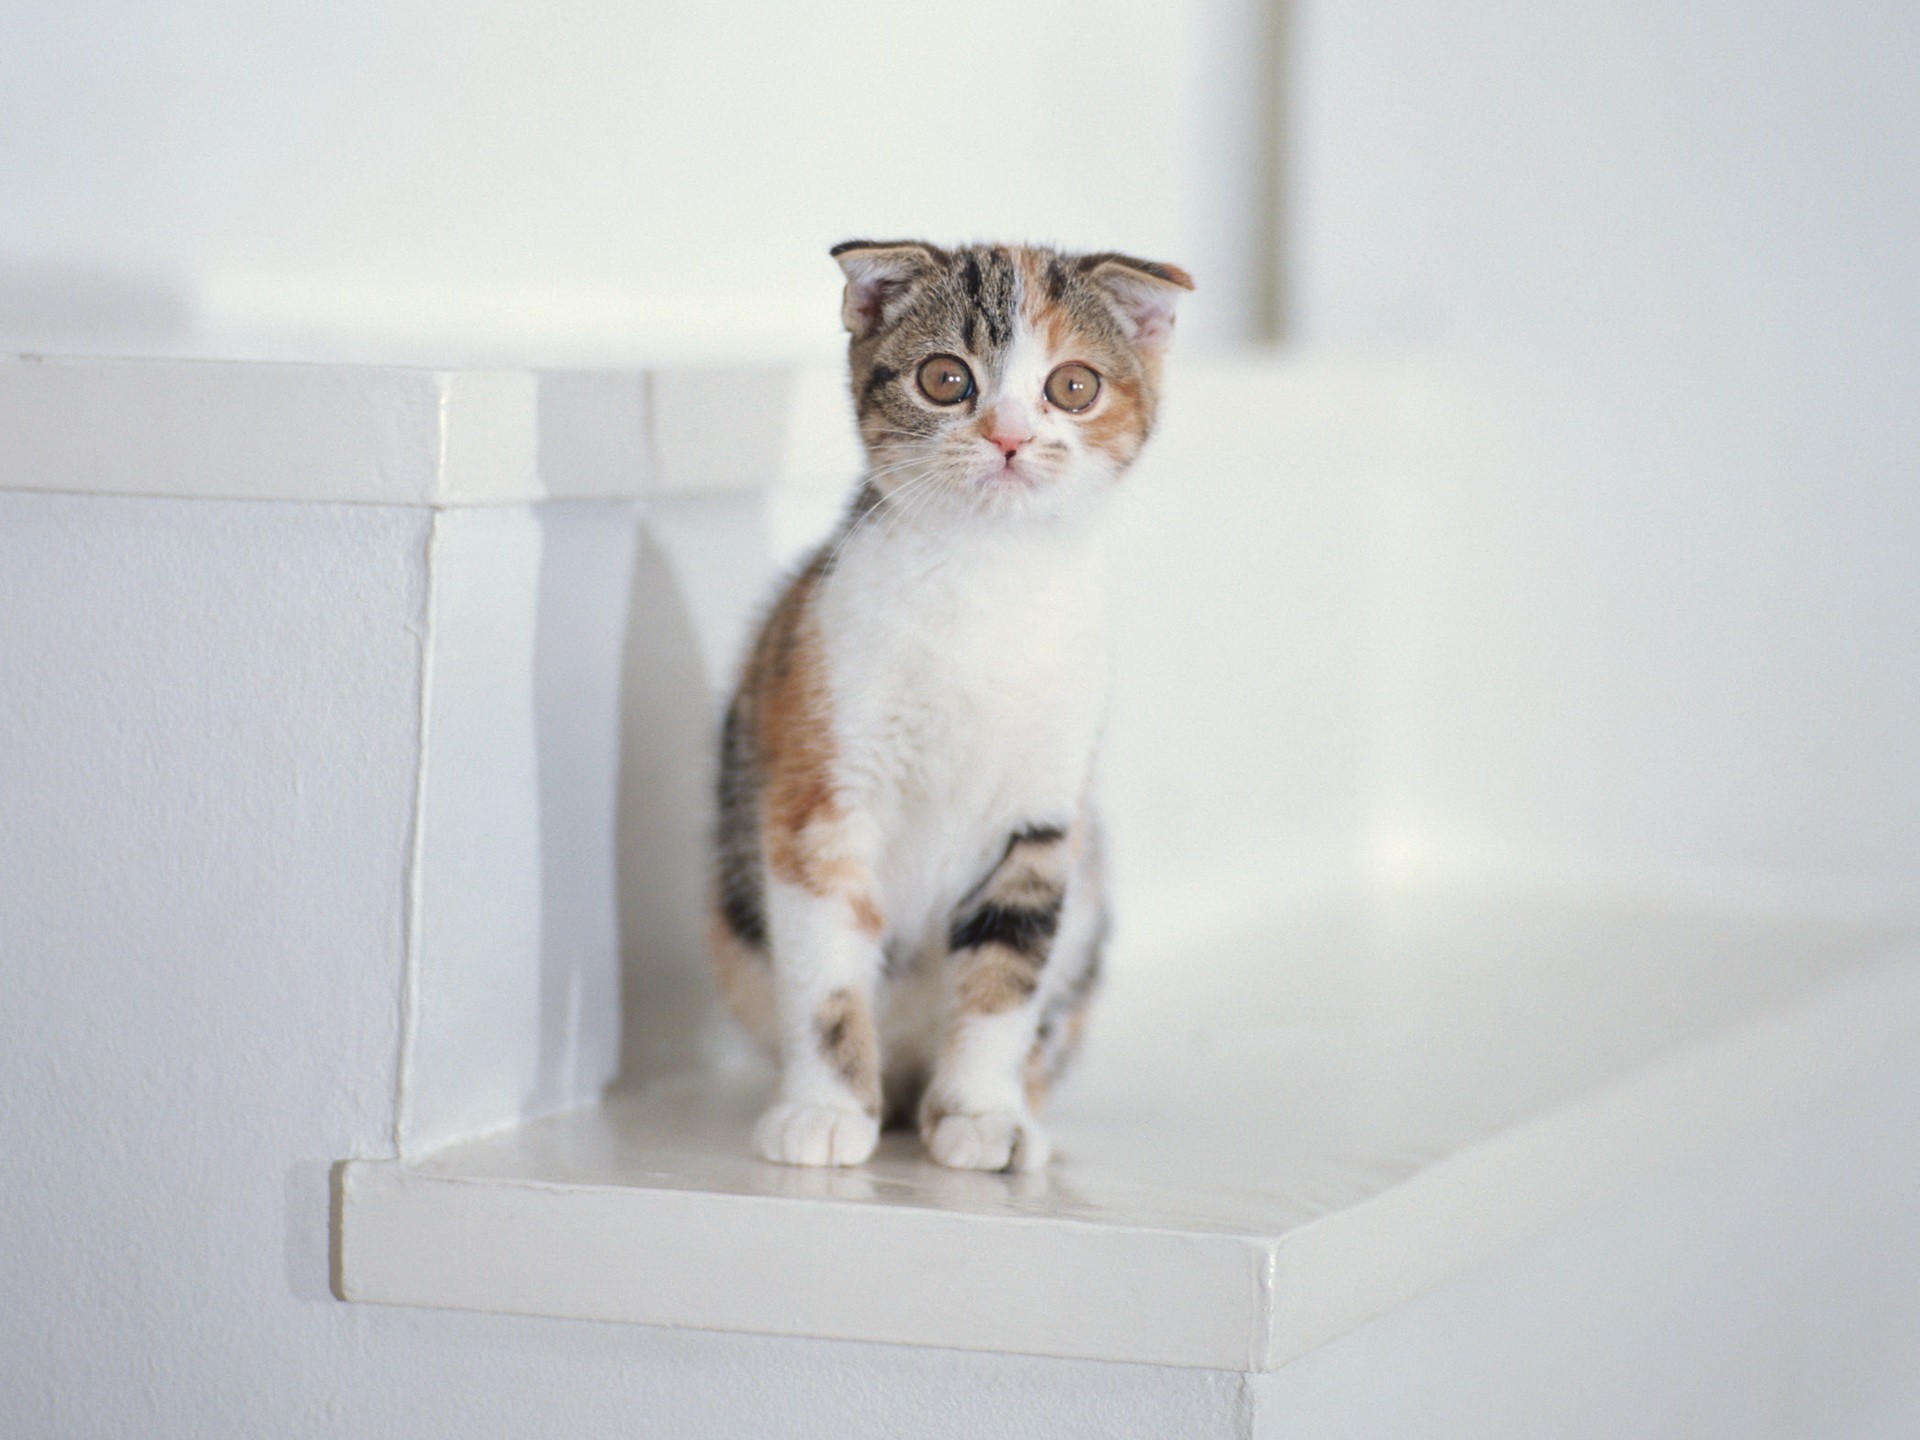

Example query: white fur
[824,510,1109,921]
[756,507,1111,1169]
[755,876,886,1165]
[757,287,1124,1172]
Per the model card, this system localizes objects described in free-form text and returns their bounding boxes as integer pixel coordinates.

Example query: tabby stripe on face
[858,364,897,413]
[984,256,1011,345]
[1045,258,1068,303]
[955,249,1014,347]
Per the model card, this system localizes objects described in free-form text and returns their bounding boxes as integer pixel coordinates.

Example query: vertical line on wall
[429,371,453,506]
[393,508,445,1156]
[1253,0,1294,344]
[1241,1237,1281,1378]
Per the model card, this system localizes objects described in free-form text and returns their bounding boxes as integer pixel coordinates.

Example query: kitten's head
[832,240,1192,519]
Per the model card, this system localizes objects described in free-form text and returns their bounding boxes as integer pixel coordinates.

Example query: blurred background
[7,0,1919,1055]
[6,1,1908,373]
[8,0,1919,1079]
[5,0,1916,540]
[2,0,1280,362]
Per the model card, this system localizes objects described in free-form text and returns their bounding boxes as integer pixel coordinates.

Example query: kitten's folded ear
[831,239,946,339]
[1080,254,1195,351]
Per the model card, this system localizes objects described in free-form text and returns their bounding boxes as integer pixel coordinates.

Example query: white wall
[1290,0,1920,900]
[0,487,1256,1438]
[0,0,1272,363]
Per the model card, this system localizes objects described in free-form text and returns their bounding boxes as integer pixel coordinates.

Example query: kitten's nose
[982,404,1036,462]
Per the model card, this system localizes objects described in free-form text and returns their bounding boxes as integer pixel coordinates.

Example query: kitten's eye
[916,354,974,405]
[1044,363,1101,412]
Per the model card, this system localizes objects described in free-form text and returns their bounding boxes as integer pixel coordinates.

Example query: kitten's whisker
[868,472,948,548]
[871,463,960,547]
[862,426,941,443]
[875,468,960,552]
[820,463,942,573]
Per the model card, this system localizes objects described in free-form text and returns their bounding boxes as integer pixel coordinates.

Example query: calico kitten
[711,240,1191,1172]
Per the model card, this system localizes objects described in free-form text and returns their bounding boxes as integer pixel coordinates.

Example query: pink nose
[988,432,1028,460]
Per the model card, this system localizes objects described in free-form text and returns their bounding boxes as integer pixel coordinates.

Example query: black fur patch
[1012,823,1067,848]
[950,901,1060,958]
[720,882,766,948]
[818,1009,849,1054]
[980,252,1012,345]
[714,699,767,947]
[859,364,897,411]
[1046,258,1068,302]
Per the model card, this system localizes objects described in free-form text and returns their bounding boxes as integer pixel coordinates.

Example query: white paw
[925,1109,1051,1174]
[753,1102,879,1167]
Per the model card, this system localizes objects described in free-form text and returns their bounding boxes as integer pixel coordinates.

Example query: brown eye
[1044,362,1101,412]
[916,354,974,405]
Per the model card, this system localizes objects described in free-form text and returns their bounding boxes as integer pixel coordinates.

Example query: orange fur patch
[754,572,834,870]
[748,565,886,935]
[1023,1041,1050,1111]
[955,945,1040,1016]
[815,986,881,1115]
[1024,993,1092,1110]
[917,1093,951,1140]
[1008,245,1158,465]
[848,892,886,938]
[1034,297,1079,359]
[708,908,776,1054]
[1079,369,1151,466]
[993,845,1069,907]
[1015,247,1052,328]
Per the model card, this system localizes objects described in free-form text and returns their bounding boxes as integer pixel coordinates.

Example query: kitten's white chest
[819,520,1108,922]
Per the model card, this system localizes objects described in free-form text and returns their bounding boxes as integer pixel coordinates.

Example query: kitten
[711,240,1191,1172]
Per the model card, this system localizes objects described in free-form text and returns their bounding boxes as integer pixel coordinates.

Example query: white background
[4,2,1918,1435]
[0,0,1273,359]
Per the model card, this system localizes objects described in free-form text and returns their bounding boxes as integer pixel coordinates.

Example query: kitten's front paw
[754,1102,879,1167]
[924,1109,1051,1174]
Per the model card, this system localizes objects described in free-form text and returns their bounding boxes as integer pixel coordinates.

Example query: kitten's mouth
[978,455,1037,489]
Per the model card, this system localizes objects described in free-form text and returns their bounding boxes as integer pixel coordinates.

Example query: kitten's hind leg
[921,825,1086,1174]
[755,876,887,1167]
